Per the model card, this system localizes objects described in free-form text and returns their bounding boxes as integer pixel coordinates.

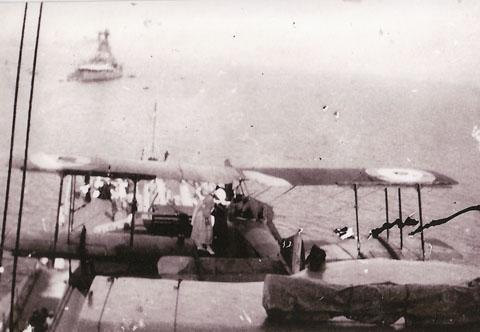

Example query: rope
[0,2,28,270]
[369,215,418,239]
[409,204,480,236]
[9,3,43,331]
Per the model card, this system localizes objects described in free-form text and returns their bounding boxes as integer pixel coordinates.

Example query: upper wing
[13,153,457,187]
[241,167,457,187]
[13,152,241,184]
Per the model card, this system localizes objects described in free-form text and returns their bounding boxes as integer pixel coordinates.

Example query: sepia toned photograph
[0,0,479,330]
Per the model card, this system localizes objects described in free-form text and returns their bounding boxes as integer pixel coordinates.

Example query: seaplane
[3,151,480,331]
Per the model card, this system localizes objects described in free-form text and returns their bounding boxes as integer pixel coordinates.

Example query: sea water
[0,1,479,269]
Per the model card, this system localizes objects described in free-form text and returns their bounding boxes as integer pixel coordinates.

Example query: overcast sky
[3,0,480,88]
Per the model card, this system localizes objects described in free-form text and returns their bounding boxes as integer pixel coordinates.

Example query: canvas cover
[263,259,480,326]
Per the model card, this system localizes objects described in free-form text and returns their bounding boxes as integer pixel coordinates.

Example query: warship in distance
[70,29,123,82]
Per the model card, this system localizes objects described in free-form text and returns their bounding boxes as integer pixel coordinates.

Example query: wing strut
[368,184,426,260]
[129,178,138,248]
[68,175,76,278]
[52,174,65,265]
[384,188,390,241]
[416,184,425,261]
[67,175,76,244]
[353,184,361,258]
[398,188,403,249]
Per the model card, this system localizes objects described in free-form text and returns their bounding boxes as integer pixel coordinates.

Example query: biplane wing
[12,152,241,184]
[12,153,457,187]
[241,167,457,187]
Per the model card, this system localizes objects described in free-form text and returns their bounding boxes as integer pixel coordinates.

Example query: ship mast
[149,102,157,160]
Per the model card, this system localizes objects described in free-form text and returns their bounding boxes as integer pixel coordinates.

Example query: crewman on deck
[191,186,215,255]
[110,178,129,220]
[306,245,326,272]
[212,187,230,256]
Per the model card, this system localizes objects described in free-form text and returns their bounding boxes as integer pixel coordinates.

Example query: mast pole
[151,102,157,160]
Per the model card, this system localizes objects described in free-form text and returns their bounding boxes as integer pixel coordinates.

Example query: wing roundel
[13,152,242,184]
[14,153,457,187]
[241,167,457,187]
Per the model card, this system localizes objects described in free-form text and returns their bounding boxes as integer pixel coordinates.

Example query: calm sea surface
[1,2,479,268]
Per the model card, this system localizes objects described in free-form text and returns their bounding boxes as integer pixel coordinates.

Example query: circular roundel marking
[366,168,436,184]
[243,170,292,187]
[31,152,91,170]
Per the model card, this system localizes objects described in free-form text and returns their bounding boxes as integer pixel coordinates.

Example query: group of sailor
[78,177,135,220]
[76,176,260,256]
[144,180,232,255]
[78,176,208,213]
[141,178,199,210]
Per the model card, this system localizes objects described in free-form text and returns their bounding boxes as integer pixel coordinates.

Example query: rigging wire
[9,3,43,331]
[268,185,296,203]
[0,2,28,273]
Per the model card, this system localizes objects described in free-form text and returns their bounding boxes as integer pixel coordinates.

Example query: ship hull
[75,69,122,82]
